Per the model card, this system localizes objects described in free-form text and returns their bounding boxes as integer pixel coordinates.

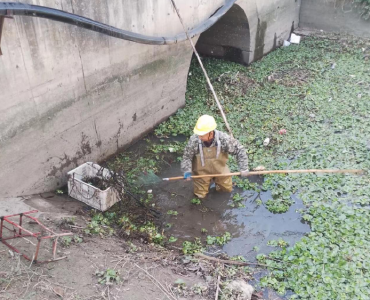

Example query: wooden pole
[163,169,363,181]
[170,0,234,137]
[215,275,220,300]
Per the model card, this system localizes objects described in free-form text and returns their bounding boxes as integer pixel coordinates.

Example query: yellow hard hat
[193,115,217,135]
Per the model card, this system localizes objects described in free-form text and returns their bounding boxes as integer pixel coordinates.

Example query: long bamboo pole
[162,169,363,181]
[170,0,234,137]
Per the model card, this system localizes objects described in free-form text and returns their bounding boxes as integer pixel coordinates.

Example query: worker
[181,115,249,199]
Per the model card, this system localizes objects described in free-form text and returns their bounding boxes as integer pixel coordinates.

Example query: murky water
[149,162,310,262]
[119,135,311,298]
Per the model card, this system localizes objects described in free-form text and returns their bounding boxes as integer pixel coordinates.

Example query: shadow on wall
[195,4,251,65]
[254,18,267,62]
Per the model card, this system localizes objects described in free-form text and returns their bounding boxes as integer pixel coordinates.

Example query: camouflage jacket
[181,130,249,173]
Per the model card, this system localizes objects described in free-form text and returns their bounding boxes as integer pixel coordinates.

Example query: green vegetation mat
[155,35,370,299]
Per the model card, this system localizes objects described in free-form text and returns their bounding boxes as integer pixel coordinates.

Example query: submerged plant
[229,193,245,208]
[206,232,232,246]
[182,238,204,254]
[191,198,201,205]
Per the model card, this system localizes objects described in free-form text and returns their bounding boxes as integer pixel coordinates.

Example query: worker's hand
[240,170,249,177]
[184,172,192,181]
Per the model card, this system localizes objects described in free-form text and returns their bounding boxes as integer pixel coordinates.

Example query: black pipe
[0,1,237,45]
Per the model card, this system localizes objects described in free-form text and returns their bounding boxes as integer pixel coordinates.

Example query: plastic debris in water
[279,129,287,135]
[290,33,301,44]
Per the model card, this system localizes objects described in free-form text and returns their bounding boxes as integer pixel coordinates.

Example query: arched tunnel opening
[195,4,251,65]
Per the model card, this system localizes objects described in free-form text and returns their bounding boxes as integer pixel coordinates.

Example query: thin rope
[170,0,234,138]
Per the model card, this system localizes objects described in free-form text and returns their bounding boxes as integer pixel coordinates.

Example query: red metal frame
[0,210,73,263]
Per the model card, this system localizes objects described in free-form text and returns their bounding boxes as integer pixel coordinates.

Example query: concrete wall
[196,4,252,64]
[198,0,301,64]
[0,0,301,197]
[300,0,370,38]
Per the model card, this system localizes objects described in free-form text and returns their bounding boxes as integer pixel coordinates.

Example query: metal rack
[0,210,72,263]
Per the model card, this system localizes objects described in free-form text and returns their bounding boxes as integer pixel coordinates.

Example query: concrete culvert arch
[195,4,251,65]
[0,0,300,197]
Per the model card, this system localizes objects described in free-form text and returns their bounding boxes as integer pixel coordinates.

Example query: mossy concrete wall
[0,0,300,197]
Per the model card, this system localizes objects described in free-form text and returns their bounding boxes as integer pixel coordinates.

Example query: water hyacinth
[156,34,370,299]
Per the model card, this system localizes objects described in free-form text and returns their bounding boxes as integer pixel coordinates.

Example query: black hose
[0,1,237,45]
